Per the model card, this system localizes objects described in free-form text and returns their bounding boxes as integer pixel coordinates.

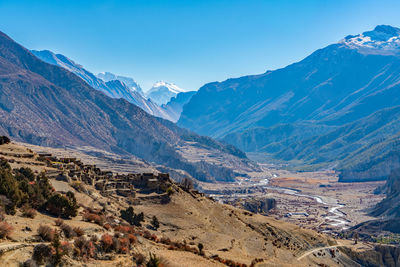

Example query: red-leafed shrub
[81,240,95,259]
[101,233,113,252]
[83,212,104,225]
[150,234,159,242]
[143,230,152,239]
[0,221,13,238]
[128,234,137,244]
[119,237,130,254]
[103,223,112,230]
[60,241,73,256]
[114,225,132,233]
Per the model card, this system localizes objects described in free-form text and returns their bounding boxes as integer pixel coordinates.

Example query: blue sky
[1,0,400,91]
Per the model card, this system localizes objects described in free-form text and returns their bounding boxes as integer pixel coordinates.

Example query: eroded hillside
[0,141,371,267]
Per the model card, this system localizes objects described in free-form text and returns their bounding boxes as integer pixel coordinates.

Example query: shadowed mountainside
[0,31,255,182]
[178,25,400,182]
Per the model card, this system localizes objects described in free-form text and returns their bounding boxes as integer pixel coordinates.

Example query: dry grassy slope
[0,142,359,266]
[135,187,343,266]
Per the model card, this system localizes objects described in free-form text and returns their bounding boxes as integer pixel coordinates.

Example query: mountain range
[178,25,400,182]
[0,31,255,183]
[31,50,193,122]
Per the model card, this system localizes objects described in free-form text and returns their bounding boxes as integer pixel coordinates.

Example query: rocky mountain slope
[147,81,186,105]
[97,71,144,95]
[371,168,400,219]
[0,141,371,266]
[178,25,400,181]
[161,91,196,122]
[0,31,255,183]
[31,50,177,121]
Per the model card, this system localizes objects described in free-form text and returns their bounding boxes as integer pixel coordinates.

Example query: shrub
[101,234,113,252]
[114,225,133,233]
[32,244,52,265]
[0,208,5,221]
[60,223,76,239]
[37,225,54,241]
[147,253,161,267]
[46,192,78,219]
[128,234,137,244]
[0,136,10,145]
[74,236,95,259]
[151,216,160,230]
[81,240,96,259]
[143,230,152,239]
[119,237,130,254]
[60,241,73,256]
[133,253,145,265]
[90,235,98,242]
[113,237,121,253]
[151,234,159,242]
[54,218,64,226]
[120,206,135,225]
[198,243,204,255]
[21,206,37,218]
[83,212,104,225]
[0,221,13,238]
[160,236,171,245]
[166,187,174,196]
[0,167,26,213]
[133,212,144,227]
[22,259,38,267]
[73,227,84,237]
[103,223,111,230]
[51,231,62,266]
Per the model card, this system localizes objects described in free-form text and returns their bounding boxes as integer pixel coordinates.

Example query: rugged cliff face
[371,168,400,218]
[341,245,400,267]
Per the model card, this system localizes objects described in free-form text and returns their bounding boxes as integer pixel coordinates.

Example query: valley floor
[198,165,385,236]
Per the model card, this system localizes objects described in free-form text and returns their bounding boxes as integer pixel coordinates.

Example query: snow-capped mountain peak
[146,81,186,105]
[151,81,185,94]
[97,72,144,95]
[339,25,400,55]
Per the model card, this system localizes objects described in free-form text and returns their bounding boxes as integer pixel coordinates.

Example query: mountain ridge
[0,30,255,183]
[178,25,400,181]
[31,49,189,122]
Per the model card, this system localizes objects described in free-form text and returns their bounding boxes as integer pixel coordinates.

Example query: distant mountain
[31,50,175,121]
[97,71,144,96]
[0,31,255,182]
[178,25,400,181]
[161,91,196,122]
[146,81,186,105]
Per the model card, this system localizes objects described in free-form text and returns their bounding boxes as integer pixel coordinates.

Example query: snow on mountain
[31,50,110,91]
[146,81,186,105]
[97,72,144,95]
[31,50,175,120]
[340,25,400,55]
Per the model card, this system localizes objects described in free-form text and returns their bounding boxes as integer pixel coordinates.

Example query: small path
[0,241,48,253]
[297,245,344,260]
